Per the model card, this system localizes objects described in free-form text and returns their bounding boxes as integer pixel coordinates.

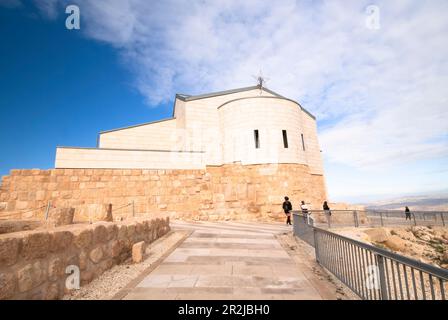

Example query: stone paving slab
[190,233,275,239]
[163,256,296,266]
[179,242,282,249]
[184,237,280,244]
[123,220,329,300]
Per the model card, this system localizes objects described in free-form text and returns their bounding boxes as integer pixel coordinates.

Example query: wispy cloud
[33,0,60,19]
[28,0,448,198]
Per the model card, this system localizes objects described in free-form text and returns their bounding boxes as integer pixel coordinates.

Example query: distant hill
[363,194,448,211]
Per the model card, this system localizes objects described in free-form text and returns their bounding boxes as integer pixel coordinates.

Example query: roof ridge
[99,117,175,134]
[176,85,285,102]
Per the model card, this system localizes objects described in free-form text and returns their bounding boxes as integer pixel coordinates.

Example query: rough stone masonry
[0,217,170,300]
[0,163,326,222]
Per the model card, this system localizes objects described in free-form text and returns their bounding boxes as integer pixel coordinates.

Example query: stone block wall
[0,163,327,222]
[0,217,170,300]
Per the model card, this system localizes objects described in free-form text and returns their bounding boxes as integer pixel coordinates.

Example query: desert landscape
[334,226,448,270]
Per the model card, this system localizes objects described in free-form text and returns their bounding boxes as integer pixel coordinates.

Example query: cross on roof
[253,70,269,88]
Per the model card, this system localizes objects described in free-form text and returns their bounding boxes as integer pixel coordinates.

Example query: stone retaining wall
[0,163,327,222]
[0,217,170,300]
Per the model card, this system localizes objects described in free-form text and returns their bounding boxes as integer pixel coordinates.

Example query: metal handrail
[294,209,447,228]
[293,213,448,300]
[294,209,448,213]
[314,226,448,280]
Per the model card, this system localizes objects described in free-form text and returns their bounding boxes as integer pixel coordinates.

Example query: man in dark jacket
[283,196,293,225]
[405,206,411,220]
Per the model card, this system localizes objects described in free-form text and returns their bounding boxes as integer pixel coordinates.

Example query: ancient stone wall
[0,217,170,300]
[0,164,327,222]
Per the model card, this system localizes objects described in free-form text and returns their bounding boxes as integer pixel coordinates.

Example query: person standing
[282,196,293,225]
[405,206,411,221]
[323,201,331,226]
[323,201,331,216]
[300,201,309,223]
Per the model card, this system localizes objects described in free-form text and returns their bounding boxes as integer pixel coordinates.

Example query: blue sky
[0,2,174,172]
[0,0,447,203]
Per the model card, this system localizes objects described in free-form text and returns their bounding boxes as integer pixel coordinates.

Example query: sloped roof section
[176,85,286,102]
[99,117,175,134]
[175,85,316,119]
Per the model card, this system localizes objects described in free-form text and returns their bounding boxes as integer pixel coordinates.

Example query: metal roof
[99,117,175,134]
[175,85,315,119]
[175,85,286,102]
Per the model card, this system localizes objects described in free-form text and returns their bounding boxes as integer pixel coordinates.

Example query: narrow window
[301,133,306,151]
[282,130,288,148]
[254,130,260,149]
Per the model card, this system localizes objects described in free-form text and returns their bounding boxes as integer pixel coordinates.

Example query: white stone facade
[55,86,324,174]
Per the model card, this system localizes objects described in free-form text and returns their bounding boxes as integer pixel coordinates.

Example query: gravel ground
[63,230,190,300]
[277,232,358,300]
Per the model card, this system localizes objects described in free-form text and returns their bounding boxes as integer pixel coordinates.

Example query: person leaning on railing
[323,201,332,226]
[301,201,309,223]
[323,201,331,216]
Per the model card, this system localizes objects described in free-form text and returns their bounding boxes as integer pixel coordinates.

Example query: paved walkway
[124,220,325,300]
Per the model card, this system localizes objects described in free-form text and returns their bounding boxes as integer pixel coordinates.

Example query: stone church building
[0,85,328,221]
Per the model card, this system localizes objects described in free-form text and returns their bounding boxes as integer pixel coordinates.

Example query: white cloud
[31,0,448,198]
[33,0,59,19]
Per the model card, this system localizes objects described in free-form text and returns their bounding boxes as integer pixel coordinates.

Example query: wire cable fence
[0,205,47,221]
[108,201,135,221]
[0,201,137,222]
[293,213,448,300]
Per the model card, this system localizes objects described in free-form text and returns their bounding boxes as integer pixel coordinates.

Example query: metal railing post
[132,200,135,217]
[292,213,297,236]
[313,229,320,263]
[441,213,445,227]
[377,255,389,300]
[105,203,113,222]
[379,211,384,227]
[44,201,51,220]
[412,213,417,226]
[353,211,359,228]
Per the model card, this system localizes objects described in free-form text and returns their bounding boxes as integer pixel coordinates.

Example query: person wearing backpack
[282,196,293,225]
[405,206,411,221]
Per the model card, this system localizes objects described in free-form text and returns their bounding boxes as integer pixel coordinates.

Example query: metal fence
[303,209,448,229]
[366,210,447,227]
[292,212,315,246]
[293,213,448,300]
